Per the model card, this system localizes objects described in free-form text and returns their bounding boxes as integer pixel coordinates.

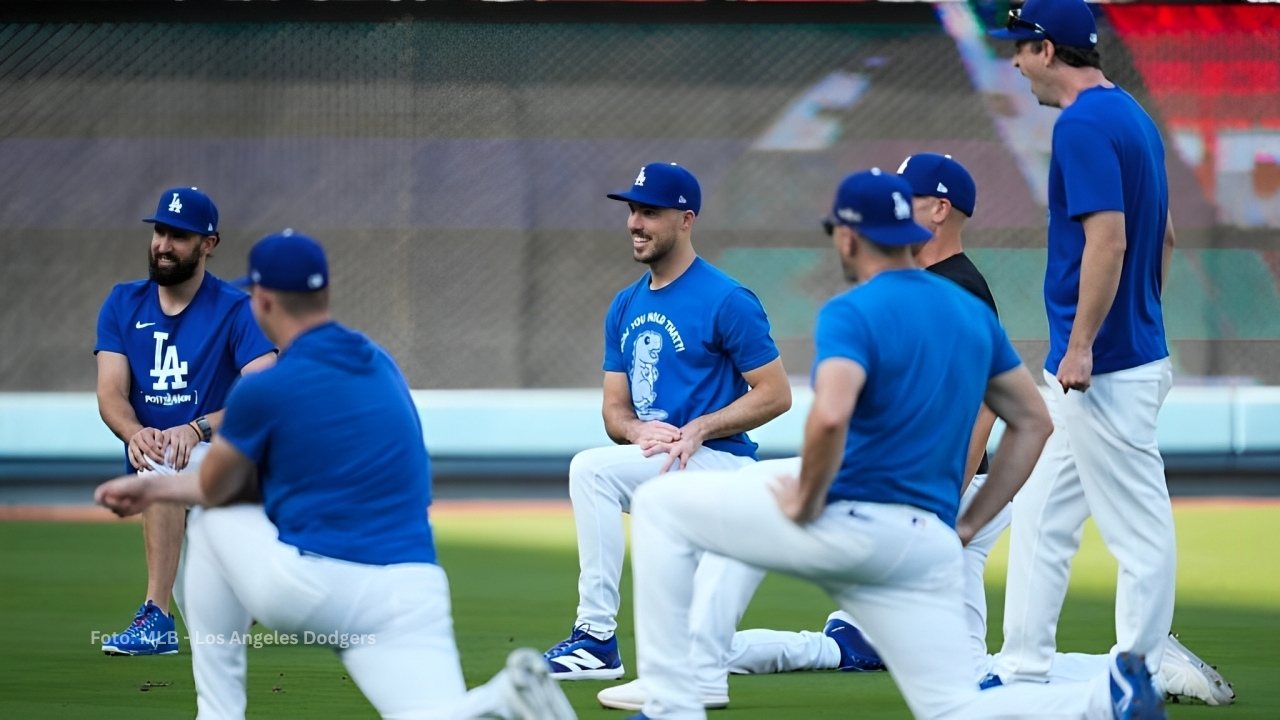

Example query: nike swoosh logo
[135,322,156,329]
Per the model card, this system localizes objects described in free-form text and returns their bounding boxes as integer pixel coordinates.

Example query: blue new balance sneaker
[1110,652,1166,719]
[824,611,885,672]
[101,601,179,656]
[543,624,624,680]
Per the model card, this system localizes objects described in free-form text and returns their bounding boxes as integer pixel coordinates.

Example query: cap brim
[859,222,933,247]
[143,217,213,236]
[988,27,1044,41]
[606,189,687,212]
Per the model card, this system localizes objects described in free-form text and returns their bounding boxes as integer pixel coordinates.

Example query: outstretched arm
[95,437,258,517]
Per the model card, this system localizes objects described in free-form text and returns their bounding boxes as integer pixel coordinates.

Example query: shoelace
[131,604,163,629]
[547,627,595,654]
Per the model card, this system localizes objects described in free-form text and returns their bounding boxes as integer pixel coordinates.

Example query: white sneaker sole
[1159,634,1235,706]
[549,665,626,681]
[102,646,179,656]
[507,648,578,720]
[597,681,729,711]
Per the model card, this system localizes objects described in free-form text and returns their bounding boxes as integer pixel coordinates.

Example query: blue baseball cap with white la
[234,228,329,292]
[143,186,219,236]
[826,169,932,246]
[607,162,701,215]
[896,153,977,217]
[989,0,1098,48]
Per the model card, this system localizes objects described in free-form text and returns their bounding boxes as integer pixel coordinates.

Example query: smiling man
[94,186,275,657]
[542,163,791,696]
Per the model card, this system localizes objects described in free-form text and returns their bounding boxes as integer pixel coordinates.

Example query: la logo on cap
[634,167,647,186]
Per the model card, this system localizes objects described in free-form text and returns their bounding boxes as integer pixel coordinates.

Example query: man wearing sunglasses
[988,0,1185,697]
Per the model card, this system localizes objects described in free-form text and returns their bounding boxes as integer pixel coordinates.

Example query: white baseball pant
[570,440,757,640]
[725,469,1011,680]
[630,462,1111,720]
[997,359,1174,680]
[181,505,518,720]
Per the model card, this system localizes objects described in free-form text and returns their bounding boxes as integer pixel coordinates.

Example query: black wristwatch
[194,415,213,442]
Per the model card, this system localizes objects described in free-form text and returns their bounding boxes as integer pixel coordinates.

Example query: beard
[148,246,202,286]
[632,232,676,265]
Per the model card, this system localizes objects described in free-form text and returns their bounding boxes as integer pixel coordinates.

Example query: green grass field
[1,501,1276,718]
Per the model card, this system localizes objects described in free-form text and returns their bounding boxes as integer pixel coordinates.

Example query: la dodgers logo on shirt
[149,331,188,390]
[143,331,196,407]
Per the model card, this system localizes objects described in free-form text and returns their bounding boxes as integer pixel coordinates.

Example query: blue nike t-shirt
[817,270,1022,526]
[1045,85,1170,375]
[603,257,780,459]
[94,272,275,470]
[219,322,436,566]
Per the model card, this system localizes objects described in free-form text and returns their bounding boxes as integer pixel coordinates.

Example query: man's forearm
[685,383,789,444]
[1069,213,1126,351]
[150,472,207,506]
[795,418,844,520]
[957,423,1049,538]
[98,394,145,443]
[603,405,641,444]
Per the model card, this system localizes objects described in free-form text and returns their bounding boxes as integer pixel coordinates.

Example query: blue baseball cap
[143,186,219,236]
[607,162,701,215]
[234,229,329,292]
[896,153,977,217]
[825,169,932,246]
[988,0,1098,48]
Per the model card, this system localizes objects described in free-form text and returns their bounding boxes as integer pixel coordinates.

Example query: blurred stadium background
[1,0,1278,490]
[2,2,1278,718]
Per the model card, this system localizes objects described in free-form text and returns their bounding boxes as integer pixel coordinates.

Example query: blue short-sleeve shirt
[1045,86,1170,375]
[603,257,780,458]
[219,322,436,566]
[817,270,1021,526]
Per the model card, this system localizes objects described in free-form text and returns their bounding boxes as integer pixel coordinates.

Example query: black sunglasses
[821,218,837,236]
[1007,8,1050,38]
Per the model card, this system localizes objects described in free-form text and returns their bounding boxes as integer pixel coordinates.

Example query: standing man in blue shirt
[96,230,575,720]
[619,169,1163,719]
[544,163,791,691]
[988,0,1179,687]
[94,186,276,656]
[713,154,1230,707]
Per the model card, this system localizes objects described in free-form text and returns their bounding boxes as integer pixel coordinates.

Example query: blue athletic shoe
[543,624,624,680]
[101,601,179,656]
[823,611,885,672]
[1110,652,1166,719]
[979,672,1004,690]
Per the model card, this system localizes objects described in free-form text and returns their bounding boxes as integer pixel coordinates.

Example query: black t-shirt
[926,252,999,475]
